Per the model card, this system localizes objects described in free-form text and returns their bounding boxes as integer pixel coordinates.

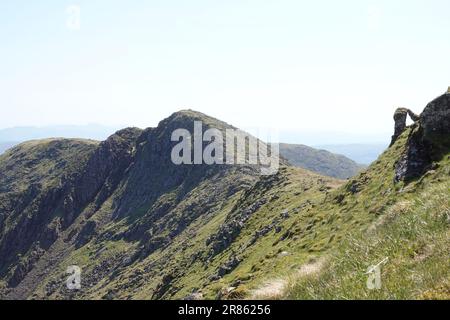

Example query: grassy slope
[149,127,447,300]
[0,138,98,192]
[2,126,448,300]
[286,129,450,299]
[28,164,342,300]
[199,129,418,300]
[288,180,449,299]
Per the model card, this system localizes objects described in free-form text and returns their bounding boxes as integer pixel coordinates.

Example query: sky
[1,0,449,144]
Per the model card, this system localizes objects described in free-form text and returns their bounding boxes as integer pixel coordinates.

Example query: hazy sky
[1,1,449,142]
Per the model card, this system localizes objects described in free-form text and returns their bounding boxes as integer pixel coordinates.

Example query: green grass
[287,157,450,300]
[30,129,439,300]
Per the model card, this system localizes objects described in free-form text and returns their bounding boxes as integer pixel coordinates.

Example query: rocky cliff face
[0,139,98,286]
[0,110,264,298]
[394,92,450,182]
[0,128,147,289]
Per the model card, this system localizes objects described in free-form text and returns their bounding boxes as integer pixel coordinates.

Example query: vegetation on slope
[0,93,448,300]
[287,138,449,299]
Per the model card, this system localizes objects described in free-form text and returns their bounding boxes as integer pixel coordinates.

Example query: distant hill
[314,144,387,165]
[279,143,365,179]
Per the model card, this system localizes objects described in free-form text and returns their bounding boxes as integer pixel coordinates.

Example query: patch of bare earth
[250,258,326,299]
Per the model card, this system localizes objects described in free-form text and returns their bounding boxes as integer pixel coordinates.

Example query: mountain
[0,110,271,299]
[0,92,449,300]
[278,143,365,179]
[314,144,387,165]
[0,125,366,180]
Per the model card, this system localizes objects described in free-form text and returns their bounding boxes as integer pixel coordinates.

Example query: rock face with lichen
[394,91,450,182]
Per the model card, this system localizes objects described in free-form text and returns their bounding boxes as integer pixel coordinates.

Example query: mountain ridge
[0,93,449,300]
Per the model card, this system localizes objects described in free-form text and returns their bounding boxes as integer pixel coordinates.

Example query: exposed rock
[278,230,293,242]
[217,255,241,277]
[279,251,290,257]
[394,91,450,182]
[334,193,345,204]
[394,125,432,183]
[420,93,450,140]
[75,221,97,249]
[281,209,289,219]
[390,108,420,146]
[206,198,267,257]
[8,245,45,287]
[346,175,369,194]
[75,127,143,214]
[183,291,204,300]
[152,273,175,300]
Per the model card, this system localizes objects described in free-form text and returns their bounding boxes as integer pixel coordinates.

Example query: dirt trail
[250,258,326,299]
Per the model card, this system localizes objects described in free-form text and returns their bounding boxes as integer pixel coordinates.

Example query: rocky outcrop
[420,93,450,140]
[393,125,432,183]
[394,91,450,182]
[0,110,267,299]
[390,108,420,146]
[71,127,143,215]
[206,197,267,258]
